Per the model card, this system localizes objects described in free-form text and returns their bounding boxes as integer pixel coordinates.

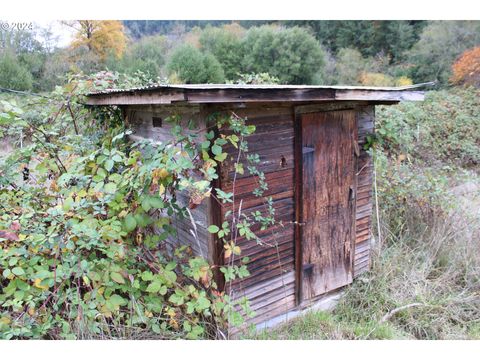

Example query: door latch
[349,186,356,201]
[303,263,314,275]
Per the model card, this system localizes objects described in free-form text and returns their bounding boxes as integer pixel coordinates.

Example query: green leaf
[110,272,125,284]
[3,268,11,277]
[141,271,154,281]
[63,197,74,212]
[152,324,161,334]
[229,311,244,327]
[96,168,108,179]
[146,281,161,293]
[109,173,122,183]
[207,225,219,234]
[106,294,127,311]
[149,197,164,209]
[234,163,244,175]
[169,293,185,306]
[159,285,168,295]
[165,262,176,271]
[104,182,117,194]
[104,159,114,172]
[141,197,152,212]
[211,144,222,155]
[12,267,25,276]
[214,153,227,162]
[112,154,123,162]
[196,296,211,311]
[163,270,177,284]
[123,215,137,232]
[205,130,215,140]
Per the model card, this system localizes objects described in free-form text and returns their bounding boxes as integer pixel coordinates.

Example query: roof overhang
[85,83,432,106]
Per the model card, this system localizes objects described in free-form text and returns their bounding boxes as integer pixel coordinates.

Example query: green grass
[246,189,480,340]
[247,309,406,340]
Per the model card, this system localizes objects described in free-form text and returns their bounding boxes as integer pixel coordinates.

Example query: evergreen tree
[166,44,225,83]
[242,26,325,84]
[199,24,245,80]
[0,51,33,90]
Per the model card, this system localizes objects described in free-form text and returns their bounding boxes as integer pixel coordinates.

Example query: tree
[166,44,225,83]
[408,21,480,85]
[122,20,232,38]
[241,26,325,84]
[381,21,416,62]
[106,35,169,79]
[0,29,47,90]
[284,20,426,62]
[334,48,366,85]
[199,24,245,80]
[39,49,71,91]
[451,47,480,87]
[202,53,226,83]
[0,51,33,90]
[67,20,126,61]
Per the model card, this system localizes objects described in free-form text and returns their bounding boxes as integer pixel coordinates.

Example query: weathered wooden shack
[86,84,426,330]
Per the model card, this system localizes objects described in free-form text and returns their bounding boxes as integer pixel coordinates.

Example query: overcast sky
[33,20,75,48]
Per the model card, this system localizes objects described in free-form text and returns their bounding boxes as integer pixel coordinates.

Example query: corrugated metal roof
[87,82,435,96]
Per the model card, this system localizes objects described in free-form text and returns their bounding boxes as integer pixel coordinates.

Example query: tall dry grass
[250,179,480,340]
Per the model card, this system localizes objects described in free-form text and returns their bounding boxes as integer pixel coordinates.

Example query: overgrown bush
[166,44,225,84]
[375,87,480,166]
[335,87,480,339]
[199,24,245,80]
[106,35,169,80]
[241,25,325,84]
[0,51,34,91]
[0,72,275,339]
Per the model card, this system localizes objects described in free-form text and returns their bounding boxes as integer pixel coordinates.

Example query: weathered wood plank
[185,88,336,103]
[300,110,356,300]
[353,106,374,276]
[230,271,295,301]
[335,89,424,101]
[86,90,186,105]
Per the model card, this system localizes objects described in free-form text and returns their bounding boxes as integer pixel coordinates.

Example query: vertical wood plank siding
[354,106,375,277]
[300,110,356,300]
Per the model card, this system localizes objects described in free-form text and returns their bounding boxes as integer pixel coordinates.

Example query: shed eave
[85,83,430,106]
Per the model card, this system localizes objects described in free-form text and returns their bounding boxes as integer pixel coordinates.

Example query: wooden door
[298,109,357,302]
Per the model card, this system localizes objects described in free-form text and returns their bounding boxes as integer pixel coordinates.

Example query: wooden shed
[86,84,426,331]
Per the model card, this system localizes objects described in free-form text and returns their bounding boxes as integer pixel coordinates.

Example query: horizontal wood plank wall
[126,106,213,262]
[216,104,297,326]
[354,106,375,277]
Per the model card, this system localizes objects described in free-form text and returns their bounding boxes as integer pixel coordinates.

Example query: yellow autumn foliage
[359,72,413,87]
[68,20,126,60]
